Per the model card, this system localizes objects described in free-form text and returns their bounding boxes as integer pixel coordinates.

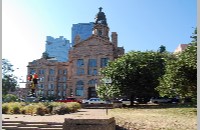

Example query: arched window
[76,80,84,96]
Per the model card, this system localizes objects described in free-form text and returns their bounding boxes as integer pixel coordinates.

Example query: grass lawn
[108,104,197,130]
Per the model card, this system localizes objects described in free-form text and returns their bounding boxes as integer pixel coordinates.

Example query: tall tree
[156,29,197,104]
[98,51,171,105]
[2,59,18,95]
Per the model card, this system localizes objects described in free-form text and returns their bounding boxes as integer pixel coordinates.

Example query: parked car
[119,99,131,105]
[81,99,89,104]
[134,97,150,104]
[150,97,172,103]
[86,98,107,104]
[55,97,82,103]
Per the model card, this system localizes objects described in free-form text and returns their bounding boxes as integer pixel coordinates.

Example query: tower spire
[95,7,107,25]
[93,7,109,39]
[99,7,102,12]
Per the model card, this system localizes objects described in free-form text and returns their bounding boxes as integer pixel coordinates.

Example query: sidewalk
[2,109,110,123]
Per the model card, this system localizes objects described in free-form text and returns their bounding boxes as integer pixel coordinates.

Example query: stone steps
[2,121,63,130]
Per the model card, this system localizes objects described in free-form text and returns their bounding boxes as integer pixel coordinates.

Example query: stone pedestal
[63,117,115,130]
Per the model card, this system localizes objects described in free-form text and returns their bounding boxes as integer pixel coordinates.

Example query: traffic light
[32,73,38,84]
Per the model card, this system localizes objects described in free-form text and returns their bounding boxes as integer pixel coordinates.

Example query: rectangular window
[93,69,97,75]
[63,69,67,75]
[58,91,61,96]
[30,69,35,74]
[49,69,55,75]
[76,87,84,96]
[48,90,51,95]
[63,84,66,90]
[58,69,62,74]
[48,84,54,90]
[88,59,97,67]
[88,69,98,75]
[40,84,44,89]
[40,90,44,96]
[48,84,51,90]
[58,77,61,82]
[58,84,61,90]
[77,59,84,67]
[39,69,45,75]
[51,84,54,90]
[63,77,67,82]
[77,68,85,75]
[101,58,109,67]
[63,91,66,96]
[49,76,54,81]
[88,69,92,75]
[40,77,45,82]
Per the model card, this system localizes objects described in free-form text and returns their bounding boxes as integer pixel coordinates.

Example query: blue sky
[2,0,197,87]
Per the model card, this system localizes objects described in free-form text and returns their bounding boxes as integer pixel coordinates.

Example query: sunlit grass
[109,105,197,130]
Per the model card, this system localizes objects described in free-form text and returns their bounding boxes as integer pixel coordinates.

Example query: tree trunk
[130,94,134,106]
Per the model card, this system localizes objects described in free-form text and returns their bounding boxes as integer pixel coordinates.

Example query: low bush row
[2,102,81,116]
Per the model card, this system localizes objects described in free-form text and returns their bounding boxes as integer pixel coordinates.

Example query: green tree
[190,27,197,46]
[158,45,166,53]
[156,29,197,104]
[2,59,18,95]
[99,51,172,105]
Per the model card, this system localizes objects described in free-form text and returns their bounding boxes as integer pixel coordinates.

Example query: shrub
[23,104,36,115]
[21,107,26,114]
[2,102,81,115]
[45,102,65,114]
[35,103,48,116]
[12,106,21,114]
[36,107,46,116]
[53,105,69,115]
[2,103,9,114]
[5,102,24,114]
[66,102,81,113]
[13,102,23,114]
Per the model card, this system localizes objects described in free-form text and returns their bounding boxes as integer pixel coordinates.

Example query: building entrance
[88,87,97,99]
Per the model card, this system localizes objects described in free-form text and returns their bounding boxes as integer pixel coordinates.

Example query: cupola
[93,7,109,39]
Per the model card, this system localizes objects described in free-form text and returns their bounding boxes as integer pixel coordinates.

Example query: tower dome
[95,7,107,26]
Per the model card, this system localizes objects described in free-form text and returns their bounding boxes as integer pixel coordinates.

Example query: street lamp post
[103,78,112,115]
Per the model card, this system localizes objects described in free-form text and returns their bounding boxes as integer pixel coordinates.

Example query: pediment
[73,35,113,48]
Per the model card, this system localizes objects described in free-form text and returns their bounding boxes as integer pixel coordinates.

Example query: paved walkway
[2,109,110,123]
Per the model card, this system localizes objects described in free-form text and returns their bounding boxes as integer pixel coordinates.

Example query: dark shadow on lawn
[116,125,128,130]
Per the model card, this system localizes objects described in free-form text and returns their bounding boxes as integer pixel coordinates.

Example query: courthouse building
[26,7,124,100]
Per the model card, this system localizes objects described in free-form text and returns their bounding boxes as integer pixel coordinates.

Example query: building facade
[26,7,124,100]
[26,56,69,99]
[173,44,188,54]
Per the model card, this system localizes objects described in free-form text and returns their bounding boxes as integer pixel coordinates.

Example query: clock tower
[93,7,109,40]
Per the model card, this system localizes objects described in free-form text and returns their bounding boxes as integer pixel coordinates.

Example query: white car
[86,98,107,104]
[119,99,131,105]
